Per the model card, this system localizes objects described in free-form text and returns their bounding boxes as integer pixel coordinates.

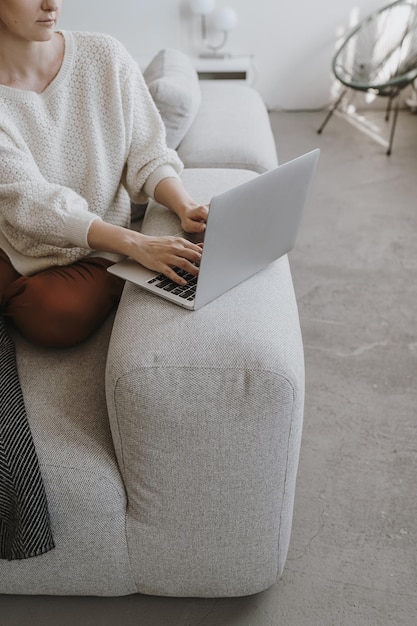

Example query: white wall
[59,0,385,110]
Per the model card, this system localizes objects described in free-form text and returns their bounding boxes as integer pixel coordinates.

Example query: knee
[4,277,99,348]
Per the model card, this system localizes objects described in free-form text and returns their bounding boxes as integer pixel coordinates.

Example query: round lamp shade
[190,0,215,15]
[212,7,238,32]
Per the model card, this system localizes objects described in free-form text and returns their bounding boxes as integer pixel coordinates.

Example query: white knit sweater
[0,31,183,275]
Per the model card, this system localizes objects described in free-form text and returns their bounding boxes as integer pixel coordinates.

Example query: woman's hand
[130,234,202,285]
[88,175,210,285]
[87,219,202,285]
[153,177,209,233]
[177,203,209,234]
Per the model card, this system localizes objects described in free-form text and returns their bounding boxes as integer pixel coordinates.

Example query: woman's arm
[87,219,202,285]
[117,46,208,234]
[153,177,209,234]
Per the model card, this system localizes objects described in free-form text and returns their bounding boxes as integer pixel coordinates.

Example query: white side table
[192,55,254,83]
[136,54,254,85]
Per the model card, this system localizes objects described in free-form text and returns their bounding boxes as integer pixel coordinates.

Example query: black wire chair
[318,0,417,154]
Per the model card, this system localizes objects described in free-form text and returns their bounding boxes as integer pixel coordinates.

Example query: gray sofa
[0,51,305,597]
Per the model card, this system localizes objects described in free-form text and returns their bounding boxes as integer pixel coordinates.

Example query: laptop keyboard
[147,268,197,301]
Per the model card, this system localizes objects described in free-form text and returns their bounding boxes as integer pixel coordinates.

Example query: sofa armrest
[105,169,304,597]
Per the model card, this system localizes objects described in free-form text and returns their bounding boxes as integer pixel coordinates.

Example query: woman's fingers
[161,238,202,283]
[134,235,203,285]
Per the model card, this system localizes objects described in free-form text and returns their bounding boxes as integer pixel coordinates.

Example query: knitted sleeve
[118,46,184,204]
[0,126,100,267]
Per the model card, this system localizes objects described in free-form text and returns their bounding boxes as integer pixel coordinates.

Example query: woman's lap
[0,251,124,348]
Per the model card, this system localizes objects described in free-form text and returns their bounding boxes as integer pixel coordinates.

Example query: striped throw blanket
[0,317,55,560]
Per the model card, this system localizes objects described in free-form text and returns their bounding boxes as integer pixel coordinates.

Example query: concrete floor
[1,109,416,625]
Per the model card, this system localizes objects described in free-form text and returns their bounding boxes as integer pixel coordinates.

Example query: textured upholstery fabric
[144,49,201,149]
[178,82,279,173]
[106,169,305,596]
[0,316,136,596]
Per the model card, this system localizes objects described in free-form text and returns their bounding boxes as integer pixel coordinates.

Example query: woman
[0,0,210,561]
[0,0,208,348]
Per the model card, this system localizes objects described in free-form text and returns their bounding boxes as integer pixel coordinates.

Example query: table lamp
[190,0,238,58]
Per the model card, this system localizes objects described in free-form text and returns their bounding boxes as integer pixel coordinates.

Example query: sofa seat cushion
[0,316,136,596]
[177,82,278,173]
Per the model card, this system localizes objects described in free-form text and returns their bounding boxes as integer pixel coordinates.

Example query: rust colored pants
[0,250,125,348]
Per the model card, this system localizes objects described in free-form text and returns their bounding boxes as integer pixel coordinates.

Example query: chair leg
[317,87,348,134]
[385,94,393,122]
[386,95,400,156]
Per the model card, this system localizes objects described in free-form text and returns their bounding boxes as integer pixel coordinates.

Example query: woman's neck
[0,31,64,93]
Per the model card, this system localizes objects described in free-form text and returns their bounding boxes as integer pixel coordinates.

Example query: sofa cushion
[0,317,136,596]
[144,49,201,149]
[177,81,278,173]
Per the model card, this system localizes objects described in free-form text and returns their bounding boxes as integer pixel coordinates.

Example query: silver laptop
[108,149,320,310]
